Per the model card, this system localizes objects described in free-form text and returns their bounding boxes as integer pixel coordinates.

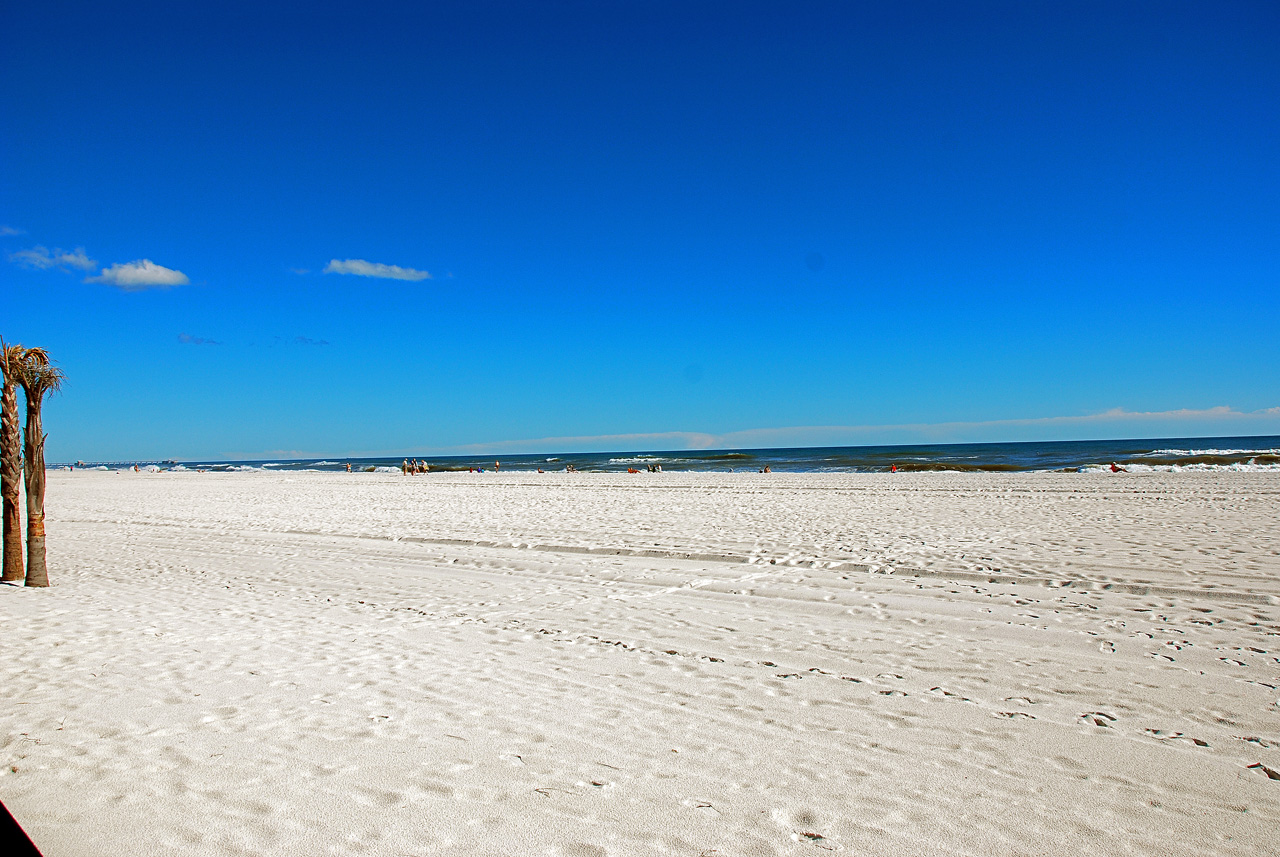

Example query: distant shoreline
[56,433,1280,474]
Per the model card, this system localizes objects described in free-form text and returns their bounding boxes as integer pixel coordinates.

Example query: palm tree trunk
[0,377,22,582]
[22,397,48,587]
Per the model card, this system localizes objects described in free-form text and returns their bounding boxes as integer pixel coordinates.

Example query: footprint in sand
[994,711,1035,719]
[878,690,908,697]
[1143,729,1208,747]
[1080,711,1117,728]
[1219,657,1247,667]
[1100,641,1115,653]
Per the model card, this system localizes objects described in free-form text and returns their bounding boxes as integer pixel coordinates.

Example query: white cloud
[178,333,219,346]
[444,430,718,455]
[414,405,1280,455]
[0,226,26,237]
[9,245,98,271]
[323,258,431,281]
[680,406,1280,449]
[87,259,189,290]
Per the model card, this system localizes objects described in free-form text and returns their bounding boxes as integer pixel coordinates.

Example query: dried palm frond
[18,364,65,396]
[0,341,27,377]
[21,347,51,369]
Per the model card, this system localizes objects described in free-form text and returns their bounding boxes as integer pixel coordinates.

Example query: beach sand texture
[2,470,1278,855]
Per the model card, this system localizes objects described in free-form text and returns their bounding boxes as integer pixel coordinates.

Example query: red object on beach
[891,464,897,473]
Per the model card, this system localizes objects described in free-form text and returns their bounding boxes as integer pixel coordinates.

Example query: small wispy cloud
[290,267,310,275]
[425,405,1280,455]
[443,430,720,455]
[251,335,333,348]
[9,245,98,272]
[680,406,1280,450]
[323,258,431,281]
[0,226,26,237]
[216,448,329,461]
[178,333,219,346]
[87,259,190,290]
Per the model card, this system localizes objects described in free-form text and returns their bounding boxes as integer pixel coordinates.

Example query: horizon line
[59,405,1280,463]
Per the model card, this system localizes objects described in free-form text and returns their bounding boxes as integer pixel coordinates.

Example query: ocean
[66,435,1280,474]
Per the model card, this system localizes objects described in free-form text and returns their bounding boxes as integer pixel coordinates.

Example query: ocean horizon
[60,434,1280,474]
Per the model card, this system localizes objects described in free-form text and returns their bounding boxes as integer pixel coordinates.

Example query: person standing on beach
[401,459,409,476]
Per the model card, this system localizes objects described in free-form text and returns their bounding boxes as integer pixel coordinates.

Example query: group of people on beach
[401,459,429,475]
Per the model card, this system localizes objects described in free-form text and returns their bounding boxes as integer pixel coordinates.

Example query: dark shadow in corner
[0,801,43,856]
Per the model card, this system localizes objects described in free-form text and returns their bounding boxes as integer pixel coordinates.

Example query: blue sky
[2,0,1277,461]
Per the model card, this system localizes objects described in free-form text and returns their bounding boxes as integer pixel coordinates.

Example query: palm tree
[16,350,60,587]
[0,341,27,583]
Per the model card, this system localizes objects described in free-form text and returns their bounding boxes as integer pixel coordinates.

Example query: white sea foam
[373,466,400,473]
[1081,462,1280,473]
[609,456,665,463]
[1149,448,1280,456]
[314,461,341,466]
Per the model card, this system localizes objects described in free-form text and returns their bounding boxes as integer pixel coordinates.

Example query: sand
[2,469,1278,855]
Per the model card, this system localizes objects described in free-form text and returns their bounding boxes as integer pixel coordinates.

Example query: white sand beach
[2,470,1278,856]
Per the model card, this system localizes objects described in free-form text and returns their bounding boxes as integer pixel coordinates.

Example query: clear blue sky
[2,1,1277,461]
